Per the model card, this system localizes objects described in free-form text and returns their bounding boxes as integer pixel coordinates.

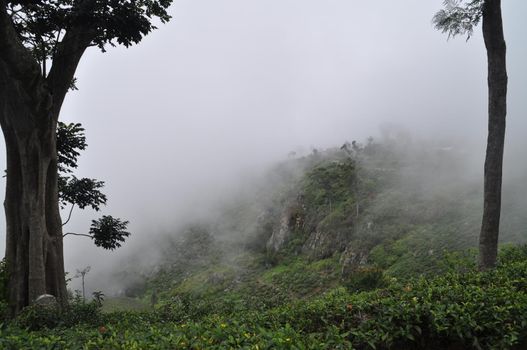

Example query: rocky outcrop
[302,229,349,260]
[266,201,305,252]
[266,212,291,252]
[339,243,368,277]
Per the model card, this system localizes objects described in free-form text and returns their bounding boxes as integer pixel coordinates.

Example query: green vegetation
[2,141,526,348]
[1,247,527,349]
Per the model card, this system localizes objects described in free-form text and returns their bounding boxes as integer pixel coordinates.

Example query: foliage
[0,258,7,319]
[92,291,105,308]
[57,122,107,211]
[56,122,86,173]
[89,216,130,250]
[59,175,107,210]
[6,0,173,64]
[1,248,527,349]
[57,122,131,250]
[433,0,483,40]
[14,298,102,331]
[343,266,387,292]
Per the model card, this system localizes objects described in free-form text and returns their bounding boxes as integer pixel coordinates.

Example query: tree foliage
[58,175,107,211]
[56,122,107,211]
[6,0,172,68]
[57,122,130,250]
[90,215,130,250]
[57,122,86,173]
[433,0,483,40]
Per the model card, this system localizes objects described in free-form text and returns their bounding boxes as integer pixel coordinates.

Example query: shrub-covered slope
[1,247,527,349]
[2,139,527,349]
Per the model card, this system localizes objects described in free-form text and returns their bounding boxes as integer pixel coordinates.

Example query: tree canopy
[6,0,171,69]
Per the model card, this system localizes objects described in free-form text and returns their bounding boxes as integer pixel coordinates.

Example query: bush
[344,266,387,292]
[2,246,527,349]
[15,304,62,331]
[15,299,102,331]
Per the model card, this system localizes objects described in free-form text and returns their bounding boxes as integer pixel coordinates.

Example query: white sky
[1,1,526,290]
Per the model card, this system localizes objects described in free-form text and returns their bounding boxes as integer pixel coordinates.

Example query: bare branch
[46,1,99,117]
[62,204,75,226]
[63,232,92,239]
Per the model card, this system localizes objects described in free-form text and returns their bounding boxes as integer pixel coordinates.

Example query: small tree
[74,266,90,302]
[434,0,507,269]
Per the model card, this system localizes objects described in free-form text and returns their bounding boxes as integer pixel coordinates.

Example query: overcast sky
[1,0,526,290]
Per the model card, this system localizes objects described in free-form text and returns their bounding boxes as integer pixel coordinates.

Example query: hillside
[118,138,526,308]
[1,138,527,349]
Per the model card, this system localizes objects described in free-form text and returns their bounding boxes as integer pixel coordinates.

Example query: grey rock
[34,294,57,307]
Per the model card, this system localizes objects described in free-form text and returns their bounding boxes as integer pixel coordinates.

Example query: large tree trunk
[478,0,507,270]
[0,62,67,316]
[0,1,94,315]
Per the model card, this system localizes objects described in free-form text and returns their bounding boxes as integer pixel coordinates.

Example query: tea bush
[15,299,102,331]
[1,246,526,349]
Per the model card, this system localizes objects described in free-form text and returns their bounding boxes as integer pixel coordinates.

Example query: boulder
[34,294,58,307]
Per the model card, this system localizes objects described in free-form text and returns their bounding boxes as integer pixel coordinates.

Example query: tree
[74,265,90,301]
[0,0,172,316]
[433,0,507,269]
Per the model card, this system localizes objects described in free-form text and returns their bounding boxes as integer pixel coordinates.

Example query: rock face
[266,201,305,252]
[339,244,369,277]
[266,212,291,252]
[302,229,349,260]
[265,155,361,260]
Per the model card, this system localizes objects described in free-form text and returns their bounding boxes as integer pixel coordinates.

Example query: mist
[1,0,526,295]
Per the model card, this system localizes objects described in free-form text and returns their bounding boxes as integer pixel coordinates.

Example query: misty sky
[1,1,526,291]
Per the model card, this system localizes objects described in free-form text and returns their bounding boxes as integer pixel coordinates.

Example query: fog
[1,0,526,293]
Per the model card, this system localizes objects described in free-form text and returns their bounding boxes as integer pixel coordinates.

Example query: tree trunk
[0,63,67,317]
[478,0,507,270]
[0,1,95,316]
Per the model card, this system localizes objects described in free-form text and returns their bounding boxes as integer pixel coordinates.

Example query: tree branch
[63,232,92,239]
[0,1,44,96]
[46,0,99,118]
[62,204,75,226]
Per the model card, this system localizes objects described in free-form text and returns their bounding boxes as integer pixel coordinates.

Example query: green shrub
[62,301,102,327]
[15,300,102,331]
[15,304,62,331]
[2,247,527,349]
[344,266,387,292]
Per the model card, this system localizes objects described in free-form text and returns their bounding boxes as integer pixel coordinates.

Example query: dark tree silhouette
[0,0,172,316]
[434,0,507,269]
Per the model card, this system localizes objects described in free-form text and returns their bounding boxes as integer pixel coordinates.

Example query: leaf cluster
[56,122,86,173]
[7,0,74,63]
[58,175,106,211]
[89,215,130,250]
[433,0,483,40]
[56,122,106,211]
